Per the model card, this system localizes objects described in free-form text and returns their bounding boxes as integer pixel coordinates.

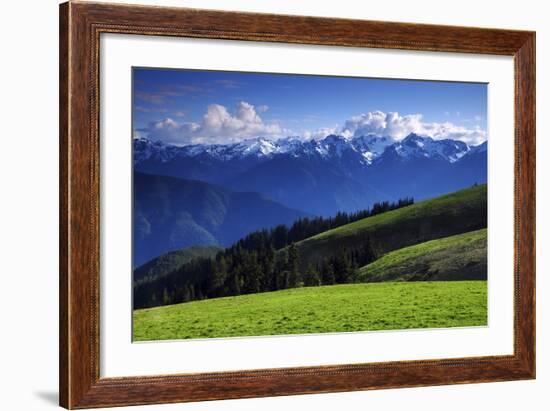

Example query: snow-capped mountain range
[134,133,486,167]
[134,133,487,216]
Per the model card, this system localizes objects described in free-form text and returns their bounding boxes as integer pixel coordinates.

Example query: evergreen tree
[333,249,352,283]
[259,244,275,290]
[228,273,241,295]
[162,287,170,305]
[272,224,288,249]
[359,235,377,266]
[303,264,321,286]
[182,284,191,302]
[320,259,336,285]
[274,249,289,290]
[280,270,291,289]
[207,256,228,296]
[287,242,300,287]
[348,253,360,283]
[243,252,262,294]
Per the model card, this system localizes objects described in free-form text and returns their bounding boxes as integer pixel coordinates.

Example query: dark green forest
[133,197,413,308]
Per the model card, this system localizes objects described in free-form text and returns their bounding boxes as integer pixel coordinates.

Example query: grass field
[293,184,487,270]
[359,229,487,282]
[133,281,487,341]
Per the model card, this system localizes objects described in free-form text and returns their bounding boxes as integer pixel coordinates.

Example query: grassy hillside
[359,229,487,282]
[294,184,487,270]
[134,245,222,284]
[133,281,487,341]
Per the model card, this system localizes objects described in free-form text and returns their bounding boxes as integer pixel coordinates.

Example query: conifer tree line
[133,197,413,309]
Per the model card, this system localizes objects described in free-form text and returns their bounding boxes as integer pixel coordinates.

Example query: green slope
[294,184,487,270]
[359,229,487,282]
[134,245,223,285]
[133,281,487,341]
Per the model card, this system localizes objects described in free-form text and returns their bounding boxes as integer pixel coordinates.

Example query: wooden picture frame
[59,1,535,408]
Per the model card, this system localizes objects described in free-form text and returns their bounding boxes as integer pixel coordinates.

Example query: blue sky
[133,67,487,146]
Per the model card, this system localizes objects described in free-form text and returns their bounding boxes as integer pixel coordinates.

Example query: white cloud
[139,118,201,145]
[341,111,423,140]
[139,106,487,146]
[140,101,285,145]
[340,110,486,145]
[302,126,339,140]
[422,122,487,145]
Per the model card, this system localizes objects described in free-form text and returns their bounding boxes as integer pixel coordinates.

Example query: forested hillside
[134,185,486,309]
[133,196,414,308]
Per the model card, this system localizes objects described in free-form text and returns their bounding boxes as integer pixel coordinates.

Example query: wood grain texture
[59,2,69,407]
[59,1,536,408]
[514,33,536,375]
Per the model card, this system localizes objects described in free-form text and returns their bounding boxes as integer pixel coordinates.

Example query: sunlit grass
[133,280,487,341]
[359,229,487,282]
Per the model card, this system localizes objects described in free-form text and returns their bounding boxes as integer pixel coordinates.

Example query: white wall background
[0,0,547,410]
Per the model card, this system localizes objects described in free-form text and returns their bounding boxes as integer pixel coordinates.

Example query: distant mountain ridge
[135,133,484,166]
[133,172,309,267]
[134,133,487,216]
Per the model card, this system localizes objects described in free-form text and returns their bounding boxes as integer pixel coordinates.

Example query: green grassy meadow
[133,281,487,341]
[294,184,486,270]
[359,229,487,282]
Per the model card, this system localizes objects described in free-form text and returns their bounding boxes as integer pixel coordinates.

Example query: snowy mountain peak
[234,137,278,156]
[351,134,395,163]
[393,134,469,163]
[133,137,176,163]
[134,133,481,166]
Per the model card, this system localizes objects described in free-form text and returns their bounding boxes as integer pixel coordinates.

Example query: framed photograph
[59,1,535,408]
